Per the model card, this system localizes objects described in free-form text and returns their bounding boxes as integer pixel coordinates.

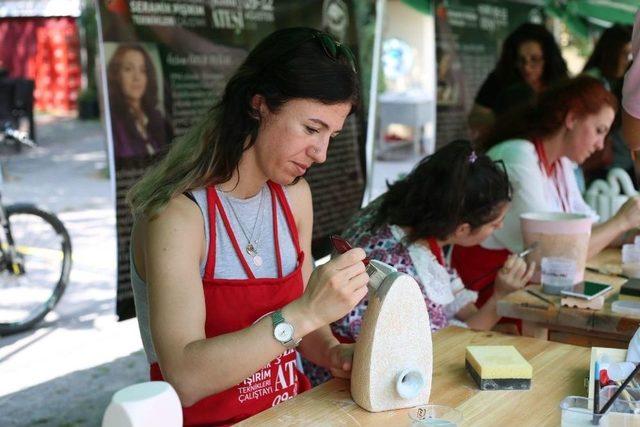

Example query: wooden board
[497,248,640,346]
[237,327,590,426]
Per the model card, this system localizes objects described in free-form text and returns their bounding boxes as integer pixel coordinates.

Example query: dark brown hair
[373,140,511,242]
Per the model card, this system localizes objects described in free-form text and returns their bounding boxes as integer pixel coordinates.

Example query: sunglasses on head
[268,30,357,73]
[311,31,357,73]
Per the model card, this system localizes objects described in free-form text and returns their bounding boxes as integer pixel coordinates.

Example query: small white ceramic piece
[396,369,425,399]
[102,381,182,427]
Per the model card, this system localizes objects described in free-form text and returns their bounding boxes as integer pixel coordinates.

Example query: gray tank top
[131,184,298,363]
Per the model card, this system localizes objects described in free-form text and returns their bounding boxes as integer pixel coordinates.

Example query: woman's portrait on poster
[107,43,172,160]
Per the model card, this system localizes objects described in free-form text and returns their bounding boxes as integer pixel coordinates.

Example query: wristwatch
[271,310,301,349]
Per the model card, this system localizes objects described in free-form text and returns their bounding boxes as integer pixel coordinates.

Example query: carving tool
[525,289,554,306]
[330,235,391,292]
[468,242,539,288]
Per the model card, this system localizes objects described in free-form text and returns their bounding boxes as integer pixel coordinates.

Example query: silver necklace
[222,186,266,267]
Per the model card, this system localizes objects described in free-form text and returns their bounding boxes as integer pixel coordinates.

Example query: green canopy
[401,0,432,15]
[546,0,638,27]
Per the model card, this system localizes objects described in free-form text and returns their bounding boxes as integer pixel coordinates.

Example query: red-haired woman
[453,76,640,309]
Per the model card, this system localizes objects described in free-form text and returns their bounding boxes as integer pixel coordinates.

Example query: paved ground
[0,115,147,427]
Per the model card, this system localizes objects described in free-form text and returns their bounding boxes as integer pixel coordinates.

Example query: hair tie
[468,150,478,164]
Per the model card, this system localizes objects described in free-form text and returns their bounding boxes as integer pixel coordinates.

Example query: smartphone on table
[560,281,613,300]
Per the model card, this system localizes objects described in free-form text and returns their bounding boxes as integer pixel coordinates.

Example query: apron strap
[268,181,302,255]
[205,186,257,280]
[203,186,218,280]
[269,186,284,278]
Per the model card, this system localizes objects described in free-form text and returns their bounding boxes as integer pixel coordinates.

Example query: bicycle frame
[0,189,23,275]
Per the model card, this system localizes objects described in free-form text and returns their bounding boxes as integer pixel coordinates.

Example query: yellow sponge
[618,294,640,303]
[465,346,532,390]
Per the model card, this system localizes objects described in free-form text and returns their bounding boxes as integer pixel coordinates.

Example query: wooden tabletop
[497,248,640,344]
[238,327,589,426]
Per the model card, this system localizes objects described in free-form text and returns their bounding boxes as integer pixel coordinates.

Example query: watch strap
[271,309,285,327]
[271,310,301,349]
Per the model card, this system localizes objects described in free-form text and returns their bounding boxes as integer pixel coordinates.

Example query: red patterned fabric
[0,17,80,112]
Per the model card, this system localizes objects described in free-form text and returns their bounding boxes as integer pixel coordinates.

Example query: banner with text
[96,0,369,320]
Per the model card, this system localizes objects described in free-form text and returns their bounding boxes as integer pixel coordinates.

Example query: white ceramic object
[520,212,592,284]
[351,268,433,412]
[585,168,638,223]
[102,381,182,427]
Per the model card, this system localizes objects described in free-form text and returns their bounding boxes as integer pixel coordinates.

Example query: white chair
[102,381,182,427]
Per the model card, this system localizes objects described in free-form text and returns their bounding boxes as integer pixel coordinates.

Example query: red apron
[451,244,510,307]
[150,181,311,426]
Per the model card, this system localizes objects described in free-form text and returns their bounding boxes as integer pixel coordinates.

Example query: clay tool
[520,302,549,310]
[585,266,627,279]
[598,362,640,415]
[526,289,554,306]
[468,242,539,288]
[330,235,389,291]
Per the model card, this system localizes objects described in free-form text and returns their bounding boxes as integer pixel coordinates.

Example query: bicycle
[0,122,72,335]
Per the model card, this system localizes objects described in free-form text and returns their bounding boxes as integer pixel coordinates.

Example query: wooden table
[497,248,640,348]
[238,327,589,426]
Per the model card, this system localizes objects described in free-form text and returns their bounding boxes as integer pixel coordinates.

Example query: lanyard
[533,140,570,212]
[426,238,445,267]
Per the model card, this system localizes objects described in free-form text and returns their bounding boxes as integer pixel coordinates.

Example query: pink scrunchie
[623,10,640,119]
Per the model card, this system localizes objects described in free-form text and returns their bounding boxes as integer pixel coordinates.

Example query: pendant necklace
[222,186,266,267]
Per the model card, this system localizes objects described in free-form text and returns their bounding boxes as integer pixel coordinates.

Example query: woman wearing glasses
[468,23,568,141]
[127,28,364,425]
[454,76,640,309]
[302,141,534,385]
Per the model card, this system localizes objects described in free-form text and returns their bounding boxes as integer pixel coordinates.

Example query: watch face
[274,322,294,342]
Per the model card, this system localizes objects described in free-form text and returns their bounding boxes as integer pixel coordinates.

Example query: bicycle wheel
[0,204,72,335]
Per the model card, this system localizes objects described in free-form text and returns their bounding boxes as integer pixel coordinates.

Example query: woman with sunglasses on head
[454,76,640,309]
[469,23,568,141]
[127,28,365,425]
[316,141,534,381]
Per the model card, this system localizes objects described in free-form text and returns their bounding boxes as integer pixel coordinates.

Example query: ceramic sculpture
[350,260,433,412]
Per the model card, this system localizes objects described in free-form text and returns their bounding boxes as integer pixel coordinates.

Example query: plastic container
[541,256,577,295]
[612,300,640,317]
[623,244,640,278]
[520,212,592,284]
[597,385,640,426]
[560,396,604,426]
[408,404,462,426]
